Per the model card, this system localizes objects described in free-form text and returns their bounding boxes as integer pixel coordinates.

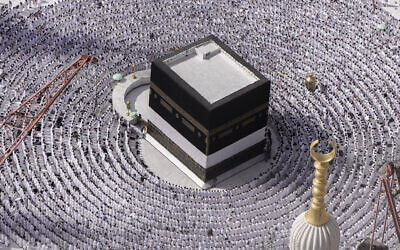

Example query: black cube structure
[147,35,271,188]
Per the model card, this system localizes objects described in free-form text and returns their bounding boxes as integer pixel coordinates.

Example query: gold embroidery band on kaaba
[182,117,195,132]
[160,99,173,113]
[150,82,267,136]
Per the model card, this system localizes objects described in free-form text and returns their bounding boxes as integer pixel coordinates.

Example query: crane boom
[0,55,97,166]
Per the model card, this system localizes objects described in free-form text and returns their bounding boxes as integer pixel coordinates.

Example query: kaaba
[147,35,271,186]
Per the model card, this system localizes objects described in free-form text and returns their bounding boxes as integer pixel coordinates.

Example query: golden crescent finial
[305,139,337,226]
[310,140,337,163]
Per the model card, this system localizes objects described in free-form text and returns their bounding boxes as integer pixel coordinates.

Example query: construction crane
[370,161,400,249]
[0,55,97,166]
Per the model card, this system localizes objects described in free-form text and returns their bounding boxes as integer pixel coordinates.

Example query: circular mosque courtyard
[0,0,399,249]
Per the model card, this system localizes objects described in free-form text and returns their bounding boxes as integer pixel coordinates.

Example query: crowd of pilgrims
[0,0,399,248]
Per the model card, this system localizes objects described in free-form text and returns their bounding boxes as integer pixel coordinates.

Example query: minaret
[289,140,340,250]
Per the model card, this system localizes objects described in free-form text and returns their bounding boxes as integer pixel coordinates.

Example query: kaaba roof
[163,40,260,104]
[150,35,270,130]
